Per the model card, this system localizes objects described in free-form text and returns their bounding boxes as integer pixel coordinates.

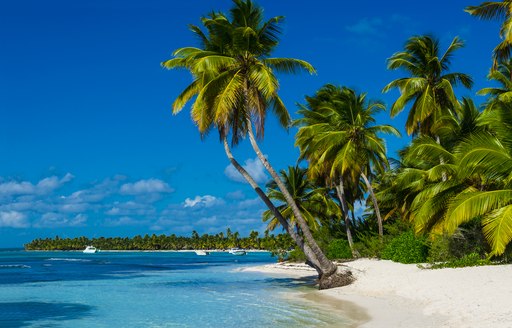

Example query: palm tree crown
[162,0,314,145]
[383,35,473,136]
[466,1,512,67]
[263,166,338,232]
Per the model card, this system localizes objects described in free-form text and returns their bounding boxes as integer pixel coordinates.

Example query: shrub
[381,231,428,264]
[326,239,352,260]
[427,234,453,263]
[430,252,491,269]
[355,232,387,258]
[286,247,306,262]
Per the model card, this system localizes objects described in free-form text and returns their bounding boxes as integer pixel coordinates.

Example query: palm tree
[263,166,339,232]
[295,85,400,248]
[162,0,348,288]
[466,1,512,68]
[383,35,473,137]
[443,101,512,256]
[478,58,512,107]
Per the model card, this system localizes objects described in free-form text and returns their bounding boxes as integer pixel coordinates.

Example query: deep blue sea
[0,249,354,327]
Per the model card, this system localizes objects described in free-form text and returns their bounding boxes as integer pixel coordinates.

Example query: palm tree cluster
[25,230,294,251]
[164,0,512,287]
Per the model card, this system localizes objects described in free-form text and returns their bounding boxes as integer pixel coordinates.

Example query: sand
[244,259,512,327]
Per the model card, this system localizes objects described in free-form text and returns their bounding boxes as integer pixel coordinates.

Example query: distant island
[24,229,294,252]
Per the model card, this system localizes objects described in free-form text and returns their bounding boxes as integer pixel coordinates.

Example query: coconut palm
[295,85,400,249]
[163,0,348,287]
[263,166,339,232]
[443,101,512,256]
[379,99,481,231]
[466,1,512,68]
[383,35,473,137]
[478,58,512,107]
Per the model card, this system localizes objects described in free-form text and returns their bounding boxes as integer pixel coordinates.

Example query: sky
[0,0,501,247]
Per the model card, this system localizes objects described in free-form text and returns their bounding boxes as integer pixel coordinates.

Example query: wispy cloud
[0,211,29,228]
[34,213,87,228]
[346,17,383,35]
[345,14,419,42]
[224,157,268,184]
[0,172,268,236]
[0,173,73,197]
[120,179,173,195]
[183,195,224,208]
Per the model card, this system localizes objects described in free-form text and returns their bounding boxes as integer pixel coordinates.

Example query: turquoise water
[0,250,353,327]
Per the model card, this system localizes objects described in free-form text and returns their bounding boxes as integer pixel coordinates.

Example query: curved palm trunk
[361,172,383,238]
[245,122,352,288]
[222,137,323,272]
[334,177,357,256]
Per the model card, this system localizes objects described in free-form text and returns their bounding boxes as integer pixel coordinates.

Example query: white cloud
[0,181,34,196]
[36,173,74,193]
[0,174,74,197]
[120,179,173,195]
[183,195,224,208]
[35,213,87,228]
[0,211,29,228]
[224,157,268,184]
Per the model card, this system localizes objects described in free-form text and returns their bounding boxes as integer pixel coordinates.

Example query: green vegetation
[381,231,428,264]
[159,0,512,274]
[24,230,294,252]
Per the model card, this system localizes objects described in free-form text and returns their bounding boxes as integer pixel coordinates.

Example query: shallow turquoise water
[0,250,353,327]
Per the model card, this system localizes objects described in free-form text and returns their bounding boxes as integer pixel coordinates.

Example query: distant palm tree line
[161,0,512,286]
[24,229,294,251]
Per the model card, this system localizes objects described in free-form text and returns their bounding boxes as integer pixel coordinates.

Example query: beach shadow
[0,302,94,327]
[263,275,318,288]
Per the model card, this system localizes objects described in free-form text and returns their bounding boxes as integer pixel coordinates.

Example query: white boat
[228,248,246,256]
[195,250,209,256]
[83,246,98,254]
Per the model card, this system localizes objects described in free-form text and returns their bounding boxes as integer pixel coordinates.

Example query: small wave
[0,264,31,269]
[47,258,91,262]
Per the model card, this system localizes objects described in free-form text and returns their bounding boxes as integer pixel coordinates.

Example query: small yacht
[195,250,210,256]
[83,246,98,254]
[228,248,246,256]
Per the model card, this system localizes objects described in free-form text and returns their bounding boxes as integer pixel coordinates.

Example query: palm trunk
[245,121,351,288]
[222,137,322,272]
[334,177,356,256]
[351,210,357,228]
[361,172,383,238]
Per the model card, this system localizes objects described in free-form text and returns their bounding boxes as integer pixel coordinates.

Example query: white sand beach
[245,259,512,327]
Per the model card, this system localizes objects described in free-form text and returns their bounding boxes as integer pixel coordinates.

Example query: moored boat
[228,248,246,256]
[195,250,210,256]
[83,246,98,254]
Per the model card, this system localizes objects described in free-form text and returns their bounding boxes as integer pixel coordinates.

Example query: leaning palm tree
[263,166,339,232]
[162,0,349,288]
[383,35,473,137]
[466,1,512,68]
[295,85,400,246]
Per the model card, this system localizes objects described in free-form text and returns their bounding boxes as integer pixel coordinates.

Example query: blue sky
[0,0,500,247]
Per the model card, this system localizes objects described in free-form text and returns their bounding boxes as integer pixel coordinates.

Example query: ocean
[0,249,354,327]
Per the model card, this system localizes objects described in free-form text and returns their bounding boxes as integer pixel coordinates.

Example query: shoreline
[244,259,512,327]
[21,249,271,253]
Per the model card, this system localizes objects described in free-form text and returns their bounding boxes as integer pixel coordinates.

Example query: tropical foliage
[159,0,512,270]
